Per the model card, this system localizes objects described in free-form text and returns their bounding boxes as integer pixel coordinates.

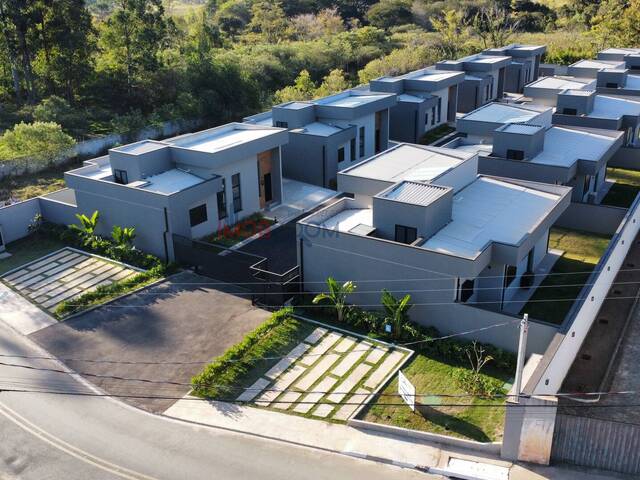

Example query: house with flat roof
[244,89,396,189]
[482,44,547,93]
[597,48,640,70]
[523,75,596,106]
[454,102,553,144]
[63,123,288,260]
[435,53,512,113]
[593,68,640,98]
[551,89,640,147]
[567,59,627,78]
[368,67,465,143]
[297,145,571,351]
[442,123,624,203]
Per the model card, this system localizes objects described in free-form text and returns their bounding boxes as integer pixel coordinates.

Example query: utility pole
[514,313,529,402]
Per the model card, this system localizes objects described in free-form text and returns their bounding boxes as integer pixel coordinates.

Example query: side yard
[602,167,640,208]
[0,159,82,204]
[520,227,611,324]
[0,235,67,275]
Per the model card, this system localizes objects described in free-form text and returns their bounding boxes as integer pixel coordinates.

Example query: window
[394,224,417,244]
[459,279,475,303]
[232,173,242,213]
[506,149,525,161]
[350,138,356,160]
[562,107,577,115]
[431,106,436,125]
[504,265,518,287]
[437,98,442,123]
[425,112,429,126]
[485,84,490,101]
[338,146,345,163]
[359,126,365,158]
[606,82,618,88]
[217,179,227,220]
[189,204,208,227]
[275,121,288,128]
[113,169,128,185]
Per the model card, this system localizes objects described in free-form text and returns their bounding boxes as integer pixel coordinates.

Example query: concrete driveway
[30,270,271,413]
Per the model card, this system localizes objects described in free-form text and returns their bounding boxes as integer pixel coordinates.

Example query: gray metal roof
[380,181,449,206]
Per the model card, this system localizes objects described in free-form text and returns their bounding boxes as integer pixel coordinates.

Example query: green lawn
[0,234,67,276]
[520,227,611,324]
[201,213,275,248]
[363,354,510,442]
[418,124,455,146]
[602,167,640,208]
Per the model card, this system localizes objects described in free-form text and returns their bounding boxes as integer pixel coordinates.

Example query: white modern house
[297,144,570,352]
[435,53,512,113]
[482,43,547,93]
[443,123,624,204]
[368,67,465,143]
[523,75,597,105]
[244,89,397,189]
[60,123,289,259]
[597,47,640,70]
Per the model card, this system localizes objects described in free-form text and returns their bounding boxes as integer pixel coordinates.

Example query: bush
[451,368,505,396]
[0,121,75,165]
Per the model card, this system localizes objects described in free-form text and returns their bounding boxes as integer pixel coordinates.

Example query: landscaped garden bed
[521,227,611,324]
[418,124,456,146]
[201,213,275,248]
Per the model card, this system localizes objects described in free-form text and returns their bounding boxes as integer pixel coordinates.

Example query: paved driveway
[30,270,271,413]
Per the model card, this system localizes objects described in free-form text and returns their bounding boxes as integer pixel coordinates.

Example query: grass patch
[0,235,67,275]
[602,167,640,208]
[53,263,178,319]
[520,227,611,324]
[192,308,315,399]
[362,354,510,442]
[0,159,82,203]
[418,124,455,146]
[201,213,276,248]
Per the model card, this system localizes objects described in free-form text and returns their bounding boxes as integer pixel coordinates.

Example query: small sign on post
[398,370,416,412]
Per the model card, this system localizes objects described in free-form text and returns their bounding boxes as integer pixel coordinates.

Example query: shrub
[0,121,75,165]
[192,307,294,398]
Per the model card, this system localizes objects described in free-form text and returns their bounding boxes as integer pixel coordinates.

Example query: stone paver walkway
[1,248,139,313]
[234,324,410,422]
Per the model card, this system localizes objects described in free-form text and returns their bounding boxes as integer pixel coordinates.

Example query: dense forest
[0,0,639,161]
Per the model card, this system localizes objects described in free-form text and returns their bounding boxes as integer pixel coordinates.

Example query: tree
[245,1,290,43]
[99,0,175,99]
[273,69,316,104]
[0,121,74,164]
[33,95,87,136]
[312,277,356,323]
[590,0,633,49]
[431,9,470,59]
[380,289,413,340]
[291,8,344,40]
[315,69,350,97]
[472,2,520,49]
[212,0,251,39]
[366,0,413,29]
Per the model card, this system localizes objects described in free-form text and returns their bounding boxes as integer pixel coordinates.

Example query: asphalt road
[0,320,438,480]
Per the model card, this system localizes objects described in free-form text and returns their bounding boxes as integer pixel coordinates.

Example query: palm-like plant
[312,277,356,323]
[381,289,413,340]
[69,211,100,245]
[112,225,136,248]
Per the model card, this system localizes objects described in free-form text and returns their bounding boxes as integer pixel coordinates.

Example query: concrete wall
[555,202,627,235]
[0,198,40,244]
[609,145,640,169]
[39,191,78,226]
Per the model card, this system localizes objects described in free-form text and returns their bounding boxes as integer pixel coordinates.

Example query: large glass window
[437,98,442,123]
[338,146,345,163]
[350,138,356,160]
[459,279,475,303]
[359,126,365,158]
[189,204,208,227]
[506,149,525,161]
[232,173,242,213]
[217,179,227,220]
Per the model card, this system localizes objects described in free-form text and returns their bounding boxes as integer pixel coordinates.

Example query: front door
[257,150,273,209]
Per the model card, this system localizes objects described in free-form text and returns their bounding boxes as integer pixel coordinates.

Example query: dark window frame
[359,126,365,158]
[459,279,475,303]
[232,173,242,213]
[394,224,417,244]
[189,204,208,227]
[350,138,356,160]
[506,149,525,161]
[217,179,227,220]
[113,169,128,185]
[562,107,577,115]
[275,121,288,128]
[338,146,345,163]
